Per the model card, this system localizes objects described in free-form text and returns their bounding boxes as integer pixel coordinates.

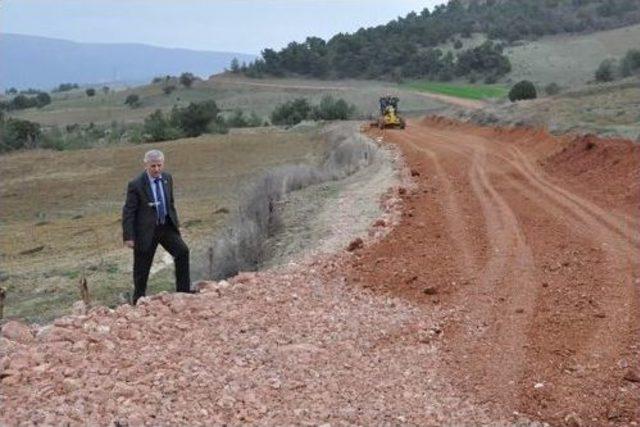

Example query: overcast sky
[2,0,446,54]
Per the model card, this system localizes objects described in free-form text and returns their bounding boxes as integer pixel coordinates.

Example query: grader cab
[374,96,405,129]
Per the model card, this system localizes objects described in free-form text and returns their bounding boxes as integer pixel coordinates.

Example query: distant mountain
[0,33,257,90]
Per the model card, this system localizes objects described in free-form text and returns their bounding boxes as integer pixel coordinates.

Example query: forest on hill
[240,0,640,81]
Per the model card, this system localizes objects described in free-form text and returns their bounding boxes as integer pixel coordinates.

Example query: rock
[515,308,525,314]
[410,169,420,177]
[1,320,34,344]
[347,238,364,252]
[398,187,407,195]
[564,412,583,427]
[373,219,386,227]
[623,369,640,383]
[422,286,438,295]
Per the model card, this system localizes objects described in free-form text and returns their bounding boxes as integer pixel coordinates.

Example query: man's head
[143,149,165,178]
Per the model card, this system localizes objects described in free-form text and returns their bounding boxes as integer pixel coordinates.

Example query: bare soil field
[0,127,326,322]
[2,117,638,425]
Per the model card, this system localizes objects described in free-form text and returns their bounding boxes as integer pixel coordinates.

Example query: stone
[623,369,640,383]
[564,412,583,427]
[1,321,34,344]
[422,286,438,295]
[347,238,364,252]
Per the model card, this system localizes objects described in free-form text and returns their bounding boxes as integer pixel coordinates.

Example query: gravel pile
[1,258,492,425]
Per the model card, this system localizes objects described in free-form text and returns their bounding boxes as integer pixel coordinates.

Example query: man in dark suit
[122,149,191,304]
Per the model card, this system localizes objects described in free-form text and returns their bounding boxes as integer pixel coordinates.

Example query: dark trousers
[133,223,190,305]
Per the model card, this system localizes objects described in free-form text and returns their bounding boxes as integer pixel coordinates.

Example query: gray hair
[143,149,165,163]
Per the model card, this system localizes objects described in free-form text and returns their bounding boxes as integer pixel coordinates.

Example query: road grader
[373,95,406,129]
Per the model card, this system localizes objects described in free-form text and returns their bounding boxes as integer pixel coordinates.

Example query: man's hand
[124,240,135,249]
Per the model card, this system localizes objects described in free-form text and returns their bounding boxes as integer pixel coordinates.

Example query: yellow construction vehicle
[374,96,405,129]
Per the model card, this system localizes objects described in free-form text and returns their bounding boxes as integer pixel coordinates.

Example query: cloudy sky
[2,0,446,53]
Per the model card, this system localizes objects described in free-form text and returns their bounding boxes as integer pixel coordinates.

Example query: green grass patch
[403,81,509,100]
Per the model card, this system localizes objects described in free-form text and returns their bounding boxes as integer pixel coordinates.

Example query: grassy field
[9,76,447,127]
[0,126,327,323]
[473,78,640,140]
[403,81,509,100]
[505,23,640,88]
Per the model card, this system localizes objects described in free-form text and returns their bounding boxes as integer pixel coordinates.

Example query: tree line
[238,0,640,81]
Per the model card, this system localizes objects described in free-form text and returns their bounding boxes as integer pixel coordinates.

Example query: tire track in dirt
[399,132,479,277]
[357,120,640,424]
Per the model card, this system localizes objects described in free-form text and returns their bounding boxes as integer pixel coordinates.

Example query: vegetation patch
[403,81,508,100]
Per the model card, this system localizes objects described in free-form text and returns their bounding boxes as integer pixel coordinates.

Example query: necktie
[154,178,166,224]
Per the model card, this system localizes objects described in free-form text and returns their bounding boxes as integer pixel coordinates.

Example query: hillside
[506,23,640,87]
[8,76,446,128]
[241,0,640,81]
[0,34,256,90]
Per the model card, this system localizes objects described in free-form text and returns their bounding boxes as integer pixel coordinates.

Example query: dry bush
[199,125,378,280]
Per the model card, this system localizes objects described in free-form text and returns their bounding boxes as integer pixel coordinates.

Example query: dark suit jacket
[122,171,180,252]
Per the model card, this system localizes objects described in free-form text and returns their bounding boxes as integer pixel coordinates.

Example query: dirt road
[350,118,640,424]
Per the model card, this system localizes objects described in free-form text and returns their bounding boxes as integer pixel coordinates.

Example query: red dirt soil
[1,118,638,425]
[348,117,640,424]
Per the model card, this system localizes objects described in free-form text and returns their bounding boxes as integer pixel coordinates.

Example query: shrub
[9,94,36,110]
[544,82,561,95]
[0,118,42,151]
[163,85,176,95]
[102,86,110,94]
[311,95,355,121]
[35,92,52,108]
[484,74,498,84]
[225,110,264,128]
[595,59,616,82]
[270,98,312,126]
[143,109,182,142]
[620,49,640,77]
[453,39,463,49]
[85,88,96,97]
[179,72,196,88]
[53,83,78,93]
[124,94,140,108]
[508,80,537,102]
[171,100,224,137]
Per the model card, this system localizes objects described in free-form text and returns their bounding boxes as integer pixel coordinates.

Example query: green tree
[620,49,640,77]
[179,72,196,88]
[595,59,616,82]
[143,109,182,142]
[0,118,42,151]
[86,88,96,97]
[508,80,537,102]
[124,94,141,108]
[35,92,52,108]
[171,100,222,137]
[230,58,240,73]
[270,98,311,126]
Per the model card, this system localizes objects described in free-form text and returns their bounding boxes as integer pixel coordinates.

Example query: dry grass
[9,76,445,127]
[0,126,326,322]
[477,78,640,139]
[505,24,640,87]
